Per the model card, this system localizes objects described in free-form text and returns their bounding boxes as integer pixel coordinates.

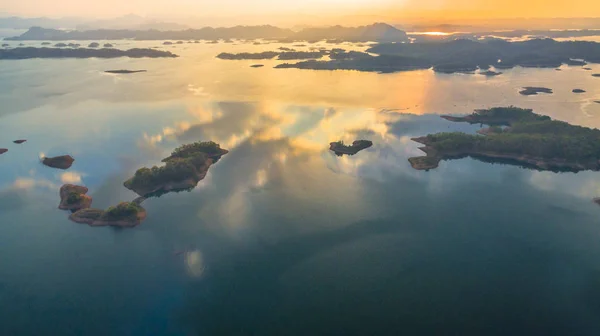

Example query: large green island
[408,107,600,172]
[124,141,229,197]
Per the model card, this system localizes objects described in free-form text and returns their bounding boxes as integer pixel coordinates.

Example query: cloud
[12,177,58,190]
[60,171,84,184]
[187,84,209,97]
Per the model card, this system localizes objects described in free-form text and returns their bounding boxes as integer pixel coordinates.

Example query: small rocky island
[124,141,229,197]
[0,148,7,155]
[88,42,99,48]
[0,47,177,59]
[250,64,264,68]
[572,89,586,93]
[519,87,553,95]
[593,74,600,77]
[480,70,503,76]
[13,139,26,144]
[58,184,92,211]
[330,140,373,156]
[42,155,74,169]
[70,202,147,227]
[409,107,600,172]
[104,70,147,74]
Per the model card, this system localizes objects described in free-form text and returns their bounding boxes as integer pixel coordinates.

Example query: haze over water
[2,40,600,335]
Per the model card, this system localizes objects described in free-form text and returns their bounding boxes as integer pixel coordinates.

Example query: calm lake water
[1,40,600,335]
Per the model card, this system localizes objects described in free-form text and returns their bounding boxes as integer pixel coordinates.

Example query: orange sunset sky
[2,0,600,23]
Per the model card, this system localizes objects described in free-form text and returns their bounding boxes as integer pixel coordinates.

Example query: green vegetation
[488,126,504,133]
[102,202,143,220]
[128,159,199,187]
[274,39,600,73]
[410,107,600,171]
[445,106,550,125]
[124,141,228,196]
[164,141,225,161]
[369,39,600,70]
[424,132,600,162]
[66,192,83,205]
[330,139,373,156]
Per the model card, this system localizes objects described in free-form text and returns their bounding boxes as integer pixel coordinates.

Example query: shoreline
[409,136,598,172]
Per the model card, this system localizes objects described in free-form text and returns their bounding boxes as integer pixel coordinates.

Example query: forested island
[217,50,327,60]
[330,140,373,156]
[432,64,478,74]
[276,54,431,73]
[70,202,147,227]
[408,107,600,172]
[519,87,553,95]
[0,47,177,59]
[46,141,227,228]
[59,184,92,211]
[217,51,279,60]
[105,69,147,74]
[275,39,600,73]
[42,155,74,169]
[124,141,229,197]
[480,70,503,76]
[55,183,147,227]
[277,51,327,60]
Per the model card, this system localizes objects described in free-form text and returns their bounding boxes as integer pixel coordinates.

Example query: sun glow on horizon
[410,32,452,36]
[3,0,600,24]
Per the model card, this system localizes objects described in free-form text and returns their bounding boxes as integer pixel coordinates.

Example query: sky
[3,0,600,22]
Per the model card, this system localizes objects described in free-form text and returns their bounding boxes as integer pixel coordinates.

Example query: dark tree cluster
[422,107,600,165]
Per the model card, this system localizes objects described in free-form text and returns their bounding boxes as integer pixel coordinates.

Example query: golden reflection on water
[116,40,600,130]
[3,40,600,207]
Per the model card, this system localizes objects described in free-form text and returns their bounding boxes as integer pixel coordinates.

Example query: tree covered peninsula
[409,107,600,172]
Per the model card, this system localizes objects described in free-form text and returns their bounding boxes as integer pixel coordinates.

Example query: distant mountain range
[0,16,84,29]
[0,14,189,31]
[282,23,408,42]
[4,23,410,43]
